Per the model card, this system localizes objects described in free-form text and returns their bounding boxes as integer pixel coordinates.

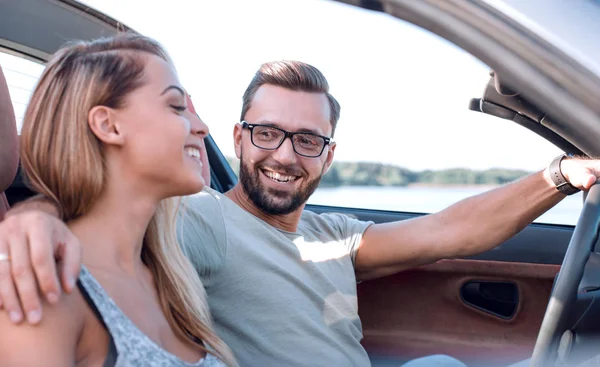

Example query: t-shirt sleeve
[318,212,373,267]
[177,190,227,287]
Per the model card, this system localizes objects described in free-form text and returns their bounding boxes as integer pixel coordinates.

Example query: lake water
[309,186,584,226]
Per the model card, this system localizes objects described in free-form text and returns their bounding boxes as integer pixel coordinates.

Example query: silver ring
[0,253,9,262]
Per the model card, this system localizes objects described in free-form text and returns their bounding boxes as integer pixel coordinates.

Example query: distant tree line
[225,157,531,187]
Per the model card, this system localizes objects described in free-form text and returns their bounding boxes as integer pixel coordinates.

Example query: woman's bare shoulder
[0,288,87,365]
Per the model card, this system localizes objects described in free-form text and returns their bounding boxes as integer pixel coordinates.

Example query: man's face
[234,84,336,215]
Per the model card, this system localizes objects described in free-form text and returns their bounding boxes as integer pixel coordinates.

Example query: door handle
[460,281,519,320]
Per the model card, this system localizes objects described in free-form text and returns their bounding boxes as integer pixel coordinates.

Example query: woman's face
[110,53,208,199]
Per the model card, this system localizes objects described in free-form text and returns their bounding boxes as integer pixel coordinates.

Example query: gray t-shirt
[178,188,373,367]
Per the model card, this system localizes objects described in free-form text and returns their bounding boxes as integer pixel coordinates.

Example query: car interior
[2,1,600,367]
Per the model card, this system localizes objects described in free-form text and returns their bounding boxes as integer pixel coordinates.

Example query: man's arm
[0,200,80,324]
[0,65,19,193]
[354,158,596,281]
[6,194,62,219]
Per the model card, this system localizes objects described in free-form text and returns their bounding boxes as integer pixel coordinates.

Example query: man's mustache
[256,162,304,177]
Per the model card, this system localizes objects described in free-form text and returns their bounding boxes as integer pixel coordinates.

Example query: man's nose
[271,136,297,165]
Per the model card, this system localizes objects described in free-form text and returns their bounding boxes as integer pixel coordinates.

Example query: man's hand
[560,157,599,190]
[0,211,81,324]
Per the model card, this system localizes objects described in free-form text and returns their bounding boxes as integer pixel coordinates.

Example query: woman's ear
[88,106,124,146]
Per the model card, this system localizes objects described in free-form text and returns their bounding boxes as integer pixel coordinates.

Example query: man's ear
[322,141,336,175]
[87,106,124,146]
[233,123,243,159]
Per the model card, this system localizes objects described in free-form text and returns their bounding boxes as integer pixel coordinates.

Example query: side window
[305,37,583,226]
[0,50,45,133]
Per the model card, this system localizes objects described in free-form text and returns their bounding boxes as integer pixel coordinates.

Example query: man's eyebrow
[160,85,185,96]
[256,120,323,135]
[295,128,323,135]
[255,120,280,128]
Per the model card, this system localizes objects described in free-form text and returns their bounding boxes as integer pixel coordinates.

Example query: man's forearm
[6,195,62,220]
[356,168,565,280]
[436,168,564,258]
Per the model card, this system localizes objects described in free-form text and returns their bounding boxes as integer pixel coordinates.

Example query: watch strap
[549,154,580,195]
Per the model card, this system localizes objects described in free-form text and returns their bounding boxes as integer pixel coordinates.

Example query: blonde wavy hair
[19,34,236,366]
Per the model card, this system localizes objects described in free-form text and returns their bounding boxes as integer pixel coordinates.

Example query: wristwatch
[549,154,580,195]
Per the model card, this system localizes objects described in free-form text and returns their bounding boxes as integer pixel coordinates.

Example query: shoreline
[406,183,501,189]
[317,183,502,190]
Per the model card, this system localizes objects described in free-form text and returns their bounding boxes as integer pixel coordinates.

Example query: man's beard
[239,154,323,215]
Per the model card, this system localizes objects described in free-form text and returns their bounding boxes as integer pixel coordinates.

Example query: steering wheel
[530,184,600,366]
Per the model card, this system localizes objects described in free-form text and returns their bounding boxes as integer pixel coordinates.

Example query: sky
[4,0,572,171]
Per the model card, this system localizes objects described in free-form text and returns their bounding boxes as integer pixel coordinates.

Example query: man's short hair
[241,60,340,137]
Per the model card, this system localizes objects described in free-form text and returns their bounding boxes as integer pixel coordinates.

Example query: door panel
[358,259,558,367]
[306,204,571,366]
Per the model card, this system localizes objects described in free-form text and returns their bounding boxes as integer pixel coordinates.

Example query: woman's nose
[186,94,209,138]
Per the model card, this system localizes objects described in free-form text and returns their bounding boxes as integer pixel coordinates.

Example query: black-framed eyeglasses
[241,121,333,158]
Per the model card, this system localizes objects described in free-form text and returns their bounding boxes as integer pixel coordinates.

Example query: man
[0,60,599,366]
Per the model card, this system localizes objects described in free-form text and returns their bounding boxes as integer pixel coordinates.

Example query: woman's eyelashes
[170,104,187,112]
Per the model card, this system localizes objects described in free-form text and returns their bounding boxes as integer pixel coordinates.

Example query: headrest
[0,64,18,183]
[0,64,19,219]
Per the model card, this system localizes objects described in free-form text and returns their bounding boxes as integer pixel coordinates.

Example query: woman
[0,34,236,366]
